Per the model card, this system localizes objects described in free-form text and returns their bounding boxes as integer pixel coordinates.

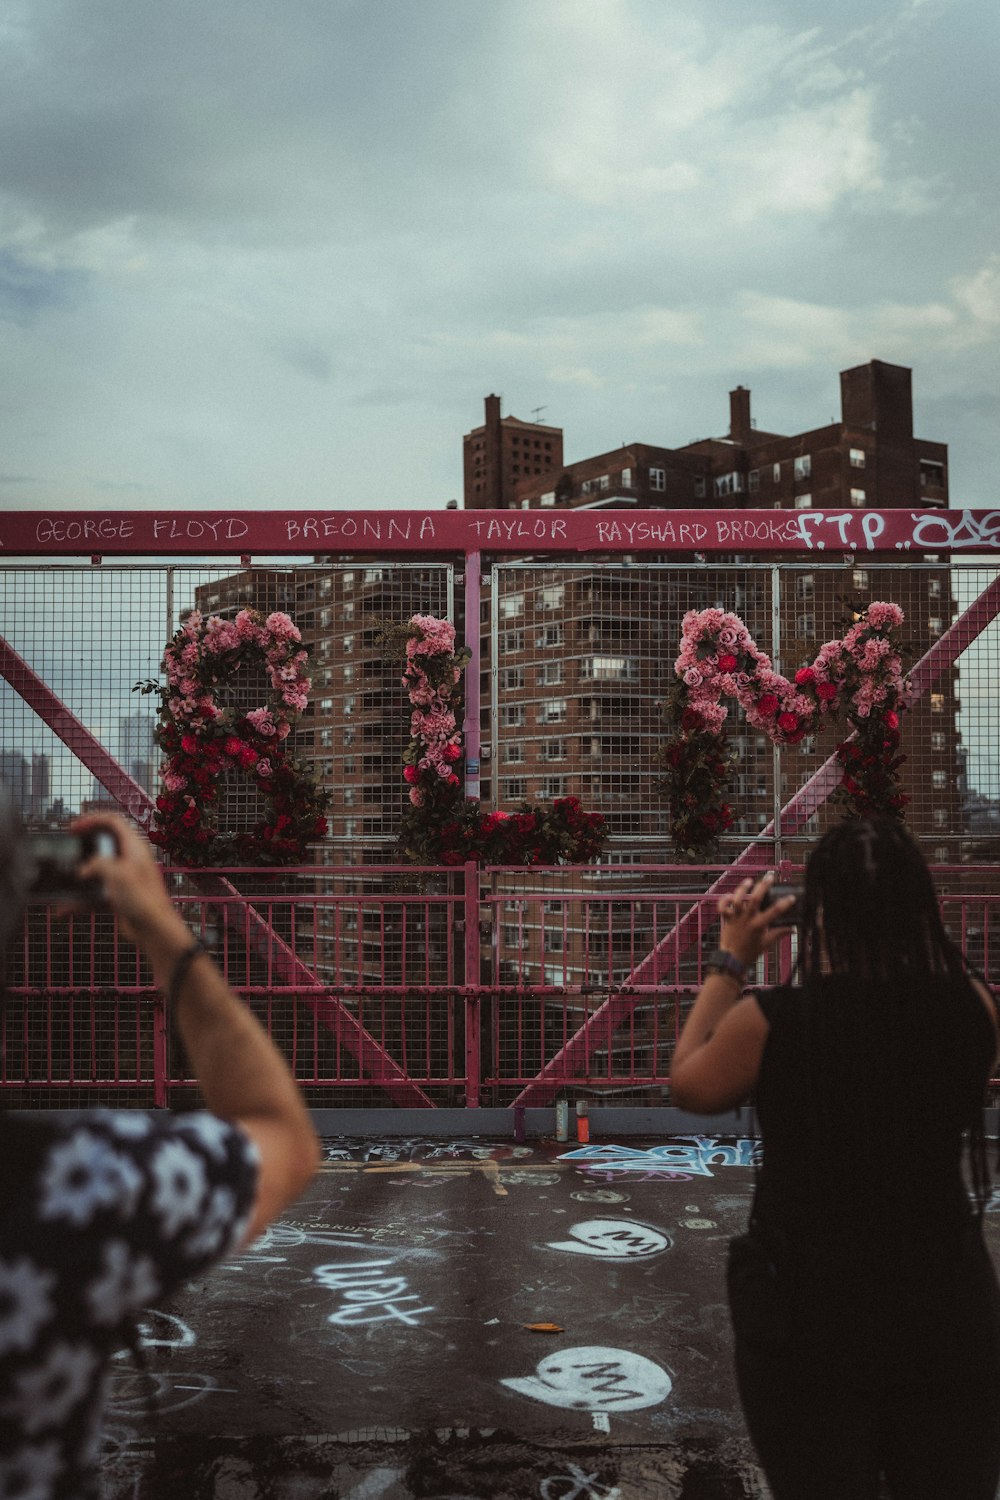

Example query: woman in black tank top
[672,817,1000,1500]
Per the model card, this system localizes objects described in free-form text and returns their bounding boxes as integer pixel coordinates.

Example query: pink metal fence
[6,865,999,1106]
[3,507,1000,1108]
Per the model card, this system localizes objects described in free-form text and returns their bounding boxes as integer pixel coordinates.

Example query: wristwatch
[705,948,749,985]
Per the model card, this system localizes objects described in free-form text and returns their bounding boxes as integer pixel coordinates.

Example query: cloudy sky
[1,0,998,515]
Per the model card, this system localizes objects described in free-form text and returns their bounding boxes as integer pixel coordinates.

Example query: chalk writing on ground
[540,1463,622,1500]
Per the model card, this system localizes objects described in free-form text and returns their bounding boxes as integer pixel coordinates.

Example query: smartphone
[760,882,805,926]
[26,830,117,904]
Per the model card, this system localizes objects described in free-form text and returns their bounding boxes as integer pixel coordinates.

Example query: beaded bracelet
[166,940,206,1008]
[704,947,749,985]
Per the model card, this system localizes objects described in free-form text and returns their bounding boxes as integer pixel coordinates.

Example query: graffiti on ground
[502,1346,672,1428]
[545,1219,671,1260]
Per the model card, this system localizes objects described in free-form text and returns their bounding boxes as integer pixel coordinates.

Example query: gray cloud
[0,0,996,511]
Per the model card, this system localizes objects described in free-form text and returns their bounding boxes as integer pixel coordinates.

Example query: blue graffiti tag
[556,1138,760,1178]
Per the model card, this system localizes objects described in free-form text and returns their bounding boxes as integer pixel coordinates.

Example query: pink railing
[5,865,999,1106]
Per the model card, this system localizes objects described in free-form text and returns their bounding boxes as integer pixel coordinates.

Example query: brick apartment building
[465,359,948,516]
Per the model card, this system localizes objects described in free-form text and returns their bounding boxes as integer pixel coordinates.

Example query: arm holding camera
[74,813,320,1244]
[671,871,796,1114]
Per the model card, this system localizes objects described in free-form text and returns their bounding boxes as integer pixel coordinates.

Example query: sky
[0,0,998,515]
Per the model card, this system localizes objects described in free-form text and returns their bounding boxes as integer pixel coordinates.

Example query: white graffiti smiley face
[545,1218,671,1260]
[502,1347,672,1414]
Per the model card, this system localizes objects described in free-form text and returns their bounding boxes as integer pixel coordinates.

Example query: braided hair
[796,816,994,1214]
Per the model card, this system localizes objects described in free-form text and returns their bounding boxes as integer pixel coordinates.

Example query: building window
[503,668,525,690]
[539,699,568,723]
[794,494,813,509]
[714,472,745,498]
[343,664,354,682]
[933,846,950,863]
[540,492,556,507]
[581,656,639,681]
[502,778,527,801]
[929,617,943,635]
[919,459,946,489]
[538,661,563,686]
[693,476,707,499]
[930,693,945,713]
[773,463,781,483]
[540,624,564,647]
[503,705,525,728]
[343,696,355,716]
[794,455,812,481]
[796,613,815,637]
[541,776,569,799]
[501,593,524,619]
[621,467,633,489]
[542,739,567,761]
[343,727,356,746]
[503,743,524,764]
[795,574,814,599]
[342,634,354,653]
[319,698,334,714]
[748,469,760,494]
[852,569,869,590]
[849,448,866,469]
[502,629,524,653]
[850,489,866,507]
[931,731,945,751]
[928,578,941,597]
[933,808,948,828]
[541,584,565,610]
[649,467,666,492]
[543,929,564,953]
[932,770,947,789]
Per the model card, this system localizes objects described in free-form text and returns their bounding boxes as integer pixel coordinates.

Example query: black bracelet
[166,940,206,1008]
[705,948,749,985]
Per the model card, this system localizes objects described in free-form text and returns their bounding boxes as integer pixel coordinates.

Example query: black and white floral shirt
[0,1110,259,1500]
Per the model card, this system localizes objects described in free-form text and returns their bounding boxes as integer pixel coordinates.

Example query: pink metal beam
[0,635,155,828]
[514,573,1000,1105]
[0,630,434,1107]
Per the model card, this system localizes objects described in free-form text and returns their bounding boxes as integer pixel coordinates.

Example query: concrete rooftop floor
[97,1129,1000,1500]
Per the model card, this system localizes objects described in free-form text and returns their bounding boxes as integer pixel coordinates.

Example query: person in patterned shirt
[0,805,320,1499]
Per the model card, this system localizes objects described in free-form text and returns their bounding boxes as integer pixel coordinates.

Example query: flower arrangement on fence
[659,601,908,861]
[137,608,329,866]
[390,613,608,866]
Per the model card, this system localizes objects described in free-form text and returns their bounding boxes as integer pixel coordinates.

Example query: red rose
[777,711,799,734]
[313,817,328,835]
[816,681,838,702]
[403,764,419,784]
[181,806,200,827]
[223,736,243,757]
[794,667,816,687]
[681,707,703,732]
[443,743,462,762]
[239,746,259,769]
[758,693,779,716]
[181,734,199,754]
[717,653,738,672]
[884,710,900,730]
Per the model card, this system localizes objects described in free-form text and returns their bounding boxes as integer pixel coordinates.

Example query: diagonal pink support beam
[514,574,1000,1106]
[0,632,434,1107]
[0,636,155,828]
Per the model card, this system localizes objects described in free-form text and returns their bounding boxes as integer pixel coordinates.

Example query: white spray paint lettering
[314,1259,434,1327]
